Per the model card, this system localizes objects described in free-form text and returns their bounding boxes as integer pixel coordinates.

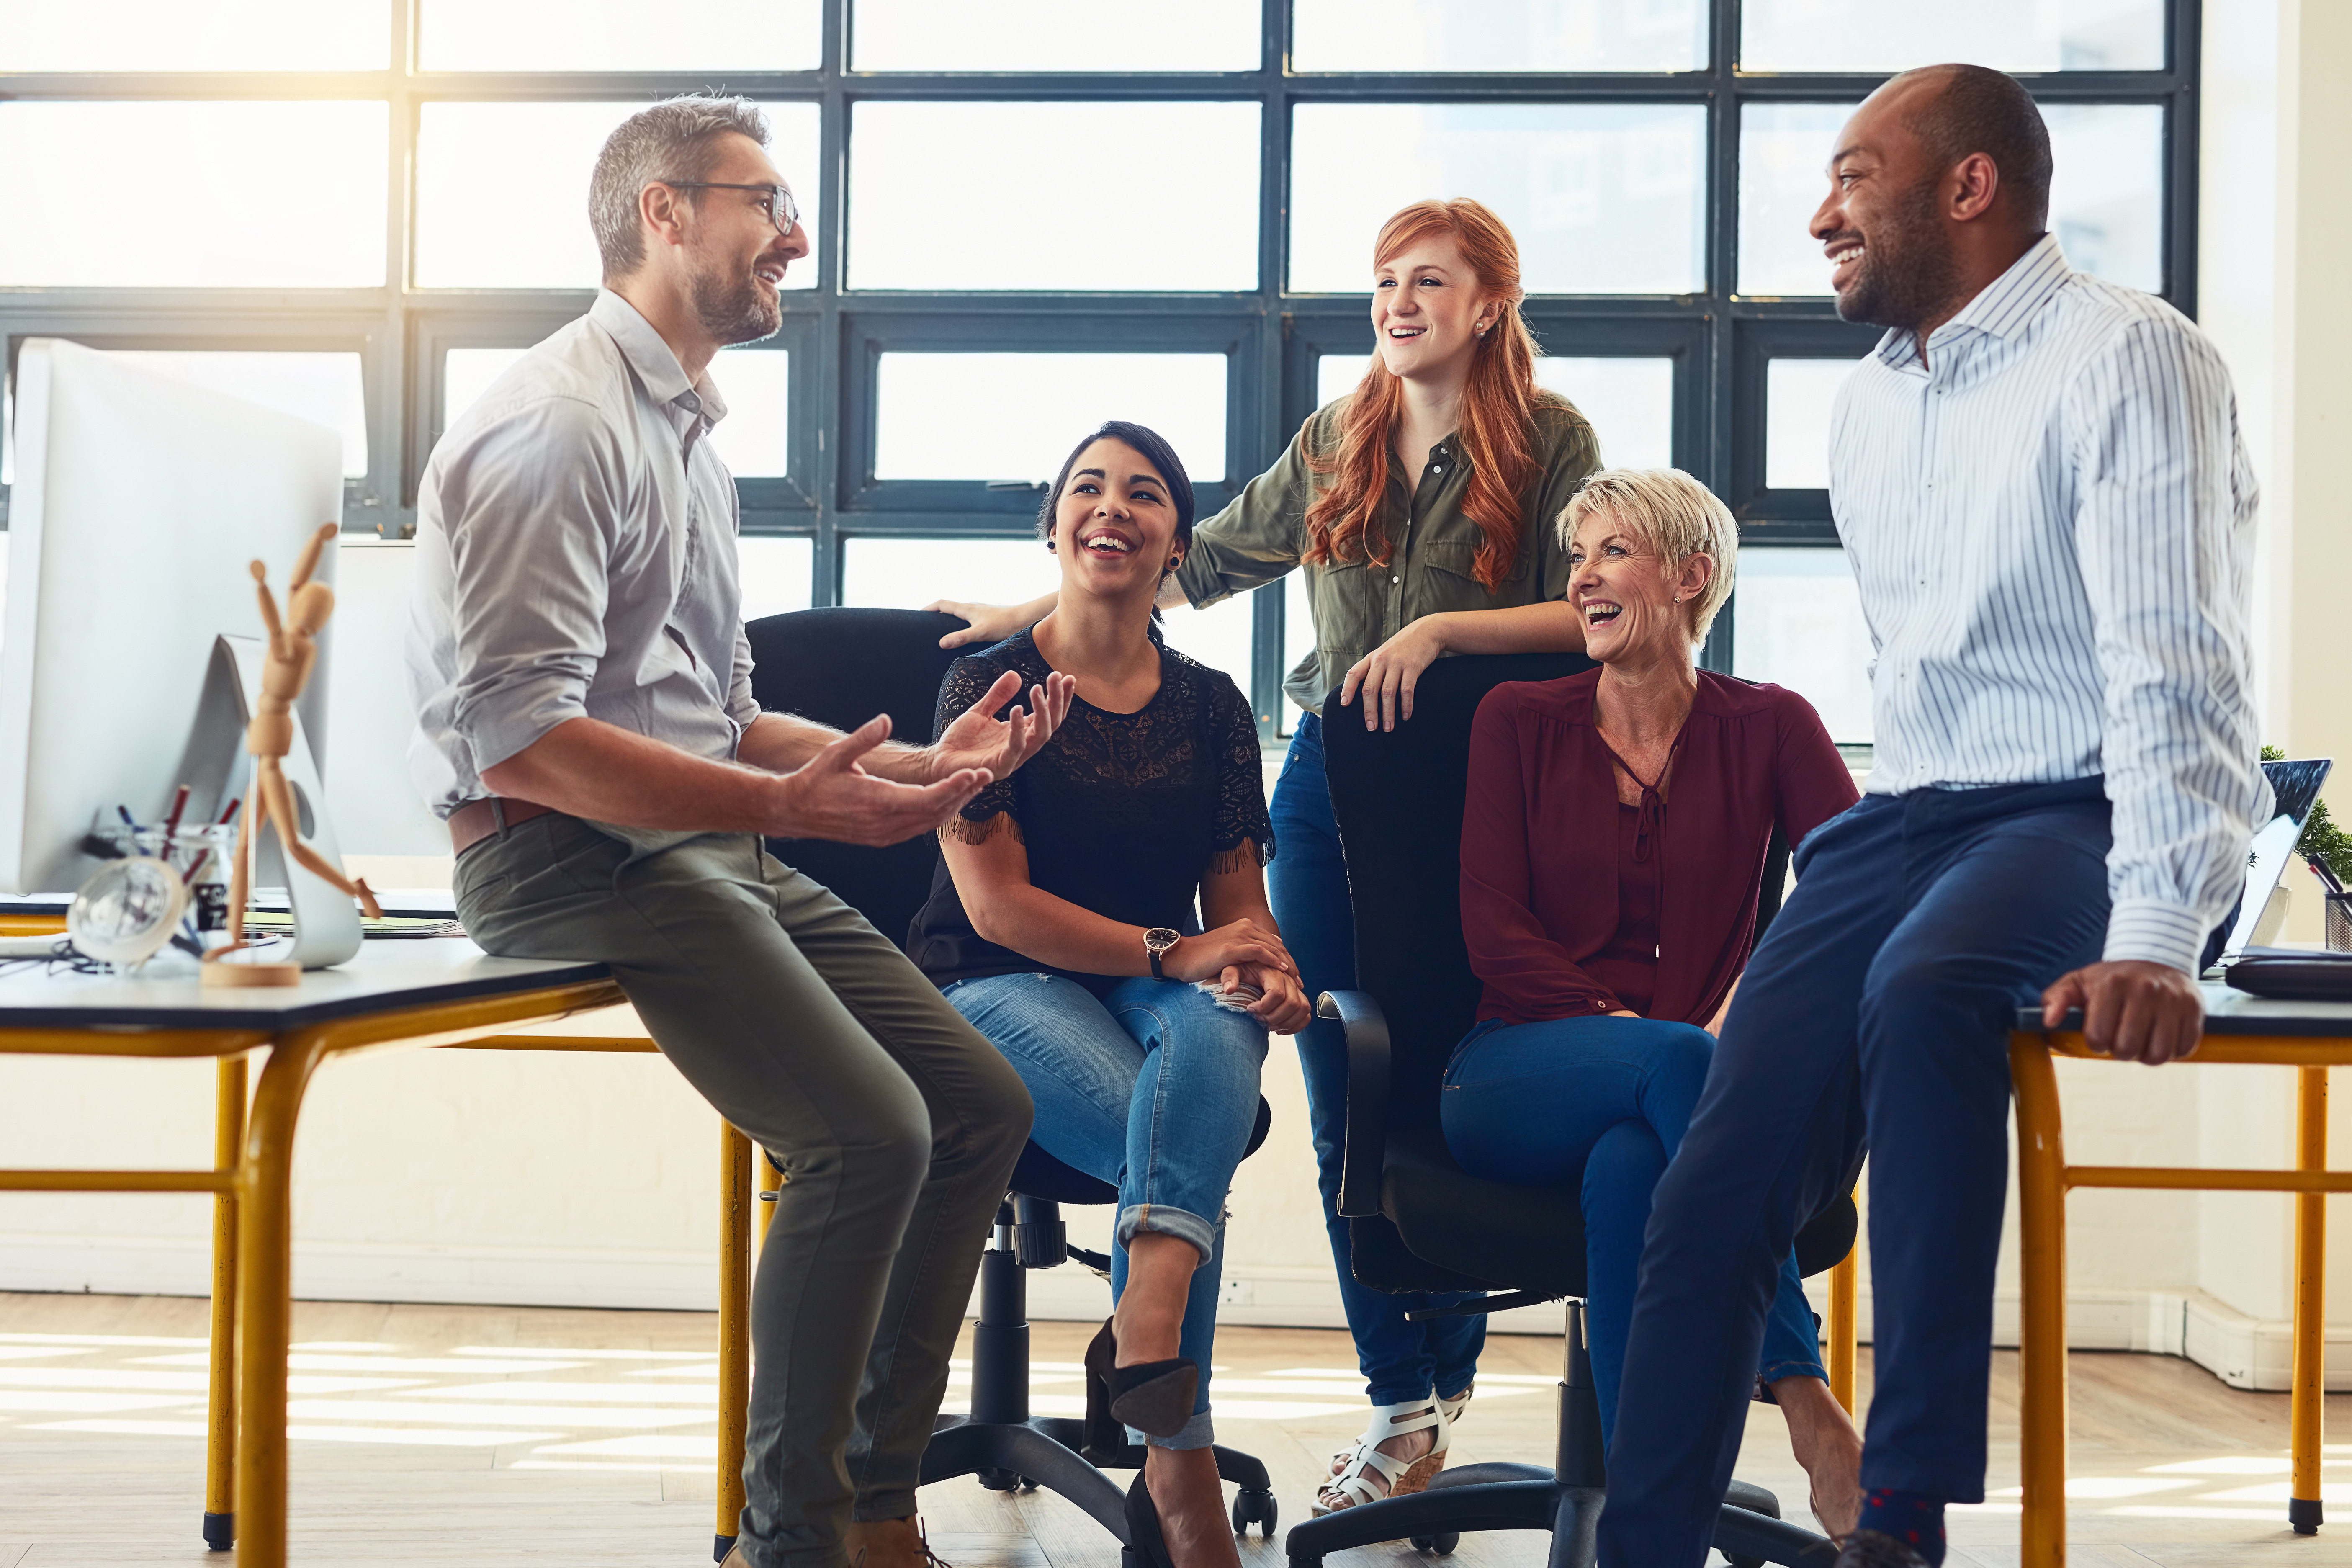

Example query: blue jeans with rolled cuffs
[1439,1014,1826,1450]
[945,971,1268,1450]
[1269,713,1487,1408]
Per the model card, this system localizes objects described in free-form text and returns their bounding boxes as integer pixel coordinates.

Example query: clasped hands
[1163,916,1314,1035]
[775,669,1076,847]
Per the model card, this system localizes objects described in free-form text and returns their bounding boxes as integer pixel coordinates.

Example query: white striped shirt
[1828,234,2267,973]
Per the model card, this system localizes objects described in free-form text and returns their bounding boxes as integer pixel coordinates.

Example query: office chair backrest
[745,608,970,953]
[1322,655,1791,1136]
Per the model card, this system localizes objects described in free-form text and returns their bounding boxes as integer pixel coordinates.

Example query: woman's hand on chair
[1163,917,1295,986]
[1338,618,1450,732]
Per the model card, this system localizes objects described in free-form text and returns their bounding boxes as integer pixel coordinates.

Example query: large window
[0,0,2200,744]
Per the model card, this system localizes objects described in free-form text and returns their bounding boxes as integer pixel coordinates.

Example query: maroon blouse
[1460,668,1860,1029]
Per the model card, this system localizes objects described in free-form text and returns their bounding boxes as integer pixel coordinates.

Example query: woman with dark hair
[928,199,1600,1513]
[910,422,1311,1568]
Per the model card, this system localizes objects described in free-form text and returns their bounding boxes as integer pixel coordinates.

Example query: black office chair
[741,608,1280,1561]
[1278,652,1856,1568]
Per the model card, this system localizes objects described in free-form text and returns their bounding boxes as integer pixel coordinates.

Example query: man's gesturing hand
[928,668,1077,785]
[2039,959,2205,1065]
[772,715,991,847]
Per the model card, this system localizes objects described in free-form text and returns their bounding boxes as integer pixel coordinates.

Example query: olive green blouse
[1173,389,1602,716]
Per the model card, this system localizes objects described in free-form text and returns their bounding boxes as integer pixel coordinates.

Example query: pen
[161,784,190,862]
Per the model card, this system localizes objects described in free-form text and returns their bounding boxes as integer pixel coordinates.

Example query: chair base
[1281,1462,1837,1568]
[922,1413,1278,1545]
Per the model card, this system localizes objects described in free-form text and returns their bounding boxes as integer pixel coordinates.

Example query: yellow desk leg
[717,1122,755,1560]
[234,1029,332,1568]
[2010,1037,2070,1568]
[1826,1226,1859,1415]
[2293,1065,2329,1535]
[204,1056,246,1553]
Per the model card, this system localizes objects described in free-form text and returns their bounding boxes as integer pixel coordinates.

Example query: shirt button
[1392,575,1402,584]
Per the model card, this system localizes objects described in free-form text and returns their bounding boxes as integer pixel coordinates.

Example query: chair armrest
[1316,989,1391,1219]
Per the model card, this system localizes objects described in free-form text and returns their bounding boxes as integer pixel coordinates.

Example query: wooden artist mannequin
[203,523,382,986]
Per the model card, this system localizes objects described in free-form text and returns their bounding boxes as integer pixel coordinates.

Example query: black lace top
[908,629,1275,990]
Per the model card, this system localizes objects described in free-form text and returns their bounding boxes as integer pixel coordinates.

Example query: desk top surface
[2018,982,2352,1039]
[0,941,610,1033]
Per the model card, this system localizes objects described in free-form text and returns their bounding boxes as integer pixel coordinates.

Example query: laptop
[2213,756,2333,971]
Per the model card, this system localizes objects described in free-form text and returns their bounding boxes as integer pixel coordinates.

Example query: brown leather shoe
[1832,1529,1932,1568]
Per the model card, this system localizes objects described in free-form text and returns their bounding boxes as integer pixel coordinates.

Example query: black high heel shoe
[1124,1469,1175,1568]
[1081,1316,1198,1463]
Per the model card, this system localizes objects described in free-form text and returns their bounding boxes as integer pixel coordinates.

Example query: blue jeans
[1269,713,1486,1407]
[1598,779,2118,1568]
[1439,1015,1824,1449]
[945,971,1268,1450]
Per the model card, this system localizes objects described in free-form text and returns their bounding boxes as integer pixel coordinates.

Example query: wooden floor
[1,1291,2347,1566]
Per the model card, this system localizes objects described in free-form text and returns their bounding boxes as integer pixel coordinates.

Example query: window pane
[1738,103,1851,298]
[708,350,791,479]
[1289,105,1706,295]
[853,0,1257,70]
[421,0,818,70]
[1732,548,1875,745]
[103,353,368,479]
[874,353,1228,484]
[0,0,387,69]
[1741,0,2163,72]
[444,348,527,429]
[1318,353,1673,469]
[1158,592,1257,690]
[849,103,1260,291]
[416,101,821,290]
[846,539,1059,618]
[1293,0,1704,73]
[1765,358,1856,490]
[1741,102,2166,296]
[739,537,815,621]
[444,345,789,478]
[2044,103,2164,295]
[1537,358,1673,469]
[0,103,385,288]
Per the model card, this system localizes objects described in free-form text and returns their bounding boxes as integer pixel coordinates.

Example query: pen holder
[93,823,239,950]
[2328,892,2352,954]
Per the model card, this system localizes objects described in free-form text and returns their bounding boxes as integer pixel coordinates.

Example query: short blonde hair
[1557,468,1738,645]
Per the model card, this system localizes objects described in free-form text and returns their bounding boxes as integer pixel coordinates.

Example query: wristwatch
[1143,927,1181,980]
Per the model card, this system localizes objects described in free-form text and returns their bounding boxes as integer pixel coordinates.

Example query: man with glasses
[404,96,1071,1568]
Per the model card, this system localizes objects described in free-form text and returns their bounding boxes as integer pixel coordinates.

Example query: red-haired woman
[929,198,1598,1513]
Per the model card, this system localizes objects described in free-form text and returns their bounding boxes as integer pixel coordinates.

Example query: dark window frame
[0,0,2202,733]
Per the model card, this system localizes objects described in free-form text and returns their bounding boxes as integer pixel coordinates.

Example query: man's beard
[691,263,782,346]
[1833,176,1963,332]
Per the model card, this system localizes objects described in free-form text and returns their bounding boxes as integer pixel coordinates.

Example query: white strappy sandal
[1314,1386,1471,1516]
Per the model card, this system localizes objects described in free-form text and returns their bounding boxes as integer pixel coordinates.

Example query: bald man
[1595,66,2263,1568]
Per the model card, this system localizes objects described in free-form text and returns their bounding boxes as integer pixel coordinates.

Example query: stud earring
[1166,558,1181,572]
[1045,538,1057,552]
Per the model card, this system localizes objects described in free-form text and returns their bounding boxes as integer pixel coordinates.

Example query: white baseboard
[3,1234,2324,1392]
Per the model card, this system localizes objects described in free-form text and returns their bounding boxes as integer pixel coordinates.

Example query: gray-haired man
[405,98,1073,1568]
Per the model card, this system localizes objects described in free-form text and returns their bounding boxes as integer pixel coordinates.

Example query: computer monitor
[0,338,344,895]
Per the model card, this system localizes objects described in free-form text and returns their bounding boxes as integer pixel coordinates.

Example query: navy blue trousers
[1596,778,2115,1568]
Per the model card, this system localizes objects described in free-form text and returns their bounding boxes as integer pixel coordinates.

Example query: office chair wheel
[1230,1486,1278,1536]
[1408,1533,1458,1554]
[977,1466,1024,1492]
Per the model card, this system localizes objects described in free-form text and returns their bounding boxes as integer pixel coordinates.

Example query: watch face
[1144,927,1181,952]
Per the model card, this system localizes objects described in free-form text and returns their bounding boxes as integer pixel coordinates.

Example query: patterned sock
[1855,1487,1945,1566]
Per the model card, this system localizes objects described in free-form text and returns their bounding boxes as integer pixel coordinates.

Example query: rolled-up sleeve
[1175,409,1325,608]
[437,396,625,772]
[2066,319,2267,971]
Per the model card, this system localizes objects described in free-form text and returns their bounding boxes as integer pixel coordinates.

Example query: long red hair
[1303,198,1543,592]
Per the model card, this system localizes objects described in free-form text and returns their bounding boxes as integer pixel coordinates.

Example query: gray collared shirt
[405,289,757,819]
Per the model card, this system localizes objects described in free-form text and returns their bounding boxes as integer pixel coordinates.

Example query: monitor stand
[173,635,363,970]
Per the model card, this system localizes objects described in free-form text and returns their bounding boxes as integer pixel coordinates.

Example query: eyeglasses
[656,180,800,239]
